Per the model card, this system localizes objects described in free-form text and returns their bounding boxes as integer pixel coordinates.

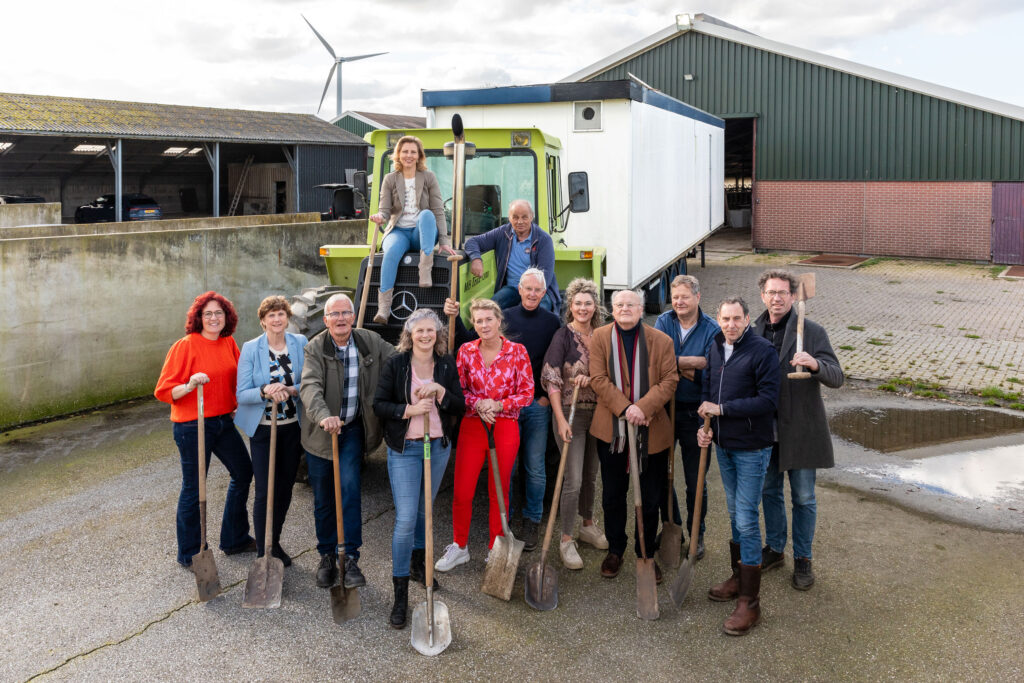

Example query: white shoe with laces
[434,543,470,572]
[578,523,609,550]
[560,539,584,570]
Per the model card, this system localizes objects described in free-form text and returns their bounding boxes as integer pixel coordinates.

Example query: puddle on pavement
[832,407,1024,503]
[830,407,1024,453]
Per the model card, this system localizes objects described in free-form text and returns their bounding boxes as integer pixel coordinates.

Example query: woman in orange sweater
[155,291,255,569]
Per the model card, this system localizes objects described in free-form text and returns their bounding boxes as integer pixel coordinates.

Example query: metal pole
[114,139,122,222]
[294,146,300,213]
[213,142,220,218]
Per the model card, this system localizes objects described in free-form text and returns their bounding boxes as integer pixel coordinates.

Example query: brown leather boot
[708,541,741,601]
[418,251,433,288]
[723,562,762,636]
[373,289,393,324]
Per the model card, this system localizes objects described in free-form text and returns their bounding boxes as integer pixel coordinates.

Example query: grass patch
[1007,377,1021,384]
[887,280,901,285]
[937,375,951,380]
[985,399,1001,407]
[866,338,890,346]
[884,332,893,336]
[983,364,999,370]
[932,324,944,328]
[958,327,967,331]
[858,257,894,268]
[936,290,944,294]
[847,325,865,331]
[913,390,948,399]
[964,334,981,339]
[978,386,1020,401]
[989,265,1006,278]
[878,383,899,392]
[1009,403,1024,411]
[838,345,855,351]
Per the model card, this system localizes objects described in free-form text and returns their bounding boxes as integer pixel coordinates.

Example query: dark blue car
[74,193,162,223]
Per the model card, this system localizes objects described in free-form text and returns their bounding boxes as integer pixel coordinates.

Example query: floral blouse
[541,325,598,410]
[456,337,534,420]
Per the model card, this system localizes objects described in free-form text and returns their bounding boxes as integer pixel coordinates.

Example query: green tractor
[289,123,603,341]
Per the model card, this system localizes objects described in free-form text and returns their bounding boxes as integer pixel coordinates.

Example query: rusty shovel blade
[481,534,524,601]
[330,583,361,624]
[636,558,659,620]
[191,548,221,602]
[670,557,694,608]
[242,555,284,609]
[657,521,683,570]
[524,561,558,611]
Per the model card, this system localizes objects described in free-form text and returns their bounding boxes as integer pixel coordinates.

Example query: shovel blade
[670,558,694,608]
[191,549,221,602]
[411,600,452,656]
[524,561,558,611]
[330,584,361,623]
[241,556,284,609]
[636,558,660,620]
[481,535,524,601]
[657,522,683,570]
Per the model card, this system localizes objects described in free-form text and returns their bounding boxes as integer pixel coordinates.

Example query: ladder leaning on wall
[227,155,255,216]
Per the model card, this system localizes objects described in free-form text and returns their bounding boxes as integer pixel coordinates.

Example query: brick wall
[752,181,992,261]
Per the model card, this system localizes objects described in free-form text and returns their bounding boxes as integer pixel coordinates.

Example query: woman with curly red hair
[155,291,255,569]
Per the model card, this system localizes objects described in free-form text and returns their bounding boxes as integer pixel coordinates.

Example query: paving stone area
[692,244,1024,396]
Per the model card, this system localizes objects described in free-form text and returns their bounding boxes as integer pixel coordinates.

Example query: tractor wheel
[287,285,352,340]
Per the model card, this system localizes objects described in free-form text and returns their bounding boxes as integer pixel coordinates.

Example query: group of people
[155,134,843,636]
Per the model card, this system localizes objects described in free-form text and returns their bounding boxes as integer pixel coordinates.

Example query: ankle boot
[708,541,741,601]
[418,251,433,288]
[374,289,393,325]
[410,548,440,589]
[723,563,761,636]
[389,576,409,629]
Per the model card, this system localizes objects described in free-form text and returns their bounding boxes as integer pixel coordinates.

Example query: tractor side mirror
[353,170,368,201]
[568,172,589,213]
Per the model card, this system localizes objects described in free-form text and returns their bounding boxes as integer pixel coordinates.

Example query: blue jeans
[715,444,772,566]
[173,415,254,565]
[306,420,364,558]
[380,211,438,293]
[763,444,817,559]
[512,399,550,523]
[492,285,556,312]
[387,438,451,577]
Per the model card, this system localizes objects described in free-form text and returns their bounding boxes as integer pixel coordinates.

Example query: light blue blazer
[235,332,308,437]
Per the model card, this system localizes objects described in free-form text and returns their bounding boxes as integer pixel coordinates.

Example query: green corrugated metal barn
[564,14,1024,264]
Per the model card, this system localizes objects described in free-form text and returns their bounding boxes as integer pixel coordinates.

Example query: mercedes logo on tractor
[391,290,418,320]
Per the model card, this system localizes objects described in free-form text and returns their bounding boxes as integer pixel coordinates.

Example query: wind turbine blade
[317,63,338,114]
[302,14,337,60]
[340,52,388,63]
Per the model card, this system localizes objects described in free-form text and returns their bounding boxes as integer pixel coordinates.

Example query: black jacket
[373,351,465,451]
[702,328,780,450]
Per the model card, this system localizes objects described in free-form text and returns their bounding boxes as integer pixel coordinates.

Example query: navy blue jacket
[654,307,720,404]
[702,328,780,450]
[464,222,560,308]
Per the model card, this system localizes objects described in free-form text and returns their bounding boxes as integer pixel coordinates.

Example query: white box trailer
[424,80,724,310]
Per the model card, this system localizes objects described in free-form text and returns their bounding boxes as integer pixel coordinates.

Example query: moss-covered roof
[0,92,367,145]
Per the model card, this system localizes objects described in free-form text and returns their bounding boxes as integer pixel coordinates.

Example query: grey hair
[717,296,750,317]
[670,274,700,296]
[611,288,645,308]
[509,199,534,216]
[757,269,799,295]
[396,308,447,354]
[324,293,354,312]
[519,267,546,291]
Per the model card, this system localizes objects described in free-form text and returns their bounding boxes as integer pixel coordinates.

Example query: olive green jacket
[299,328,395,460]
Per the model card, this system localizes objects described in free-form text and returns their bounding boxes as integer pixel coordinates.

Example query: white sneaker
[578,523,609,550]
[434,543,470,572]
[560,539,584,570]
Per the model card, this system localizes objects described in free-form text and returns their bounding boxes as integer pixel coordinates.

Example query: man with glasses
[589,289,678,582]
[753,270,844,591]
[300,293,395,590]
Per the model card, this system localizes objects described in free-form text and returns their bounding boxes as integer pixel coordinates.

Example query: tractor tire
[287,285,352,340]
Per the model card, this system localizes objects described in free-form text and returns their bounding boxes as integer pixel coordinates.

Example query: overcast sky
[4,1,1024,119]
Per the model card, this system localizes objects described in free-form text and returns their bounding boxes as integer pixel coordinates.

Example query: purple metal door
[992,183,1024,265]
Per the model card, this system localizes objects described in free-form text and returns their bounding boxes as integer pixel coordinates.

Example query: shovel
[242,402,285,608]
[657,400,683,570]
[480,420,524,601]
[412,415,452,656]
[525,384,580,611]
[627,422,658,620]
[192,384,221,602]
[670,416,712,607]
[787,273,817,380]
[356,220,386,329]
[330,430,361,623]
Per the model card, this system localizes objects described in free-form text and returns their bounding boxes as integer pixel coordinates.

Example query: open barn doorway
[718,116,755,251]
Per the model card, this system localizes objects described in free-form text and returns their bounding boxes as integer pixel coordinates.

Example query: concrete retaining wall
[0,202,61,227]
[0,211,323,240]
[0,218,367,429]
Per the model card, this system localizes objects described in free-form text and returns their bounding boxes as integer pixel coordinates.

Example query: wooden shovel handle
[423,414,434,588]
[539,384,580,565]
[331,431,346,554]
[264,401,278,551]
[196,384,208,550]
[687,416,712,559]
[356,224,383,330]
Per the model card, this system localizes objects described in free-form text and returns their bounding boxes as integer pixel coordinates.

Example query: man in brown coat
[590,289,678,581]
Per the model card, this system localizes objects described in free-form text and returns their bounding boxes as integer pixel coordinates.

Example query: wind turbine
[302,14,387,119]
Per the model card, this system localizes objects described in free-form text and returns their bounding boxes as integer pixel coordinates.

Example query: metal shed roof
[563,13,1024,125]
[0,92,368,145]
[332,111,426,129]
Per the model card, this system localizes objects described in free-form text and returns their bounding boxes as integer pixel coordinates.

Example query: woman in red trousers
[434,298,534,571]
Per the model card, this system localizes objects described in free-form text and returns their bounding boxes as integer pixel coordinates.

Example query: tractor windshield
[382,148,537,238]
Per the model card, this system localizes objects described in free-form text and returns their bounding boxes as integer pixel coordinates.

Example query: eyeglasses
[763,290,791,298]
[202,310,225,319]
[326,310,355,320]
